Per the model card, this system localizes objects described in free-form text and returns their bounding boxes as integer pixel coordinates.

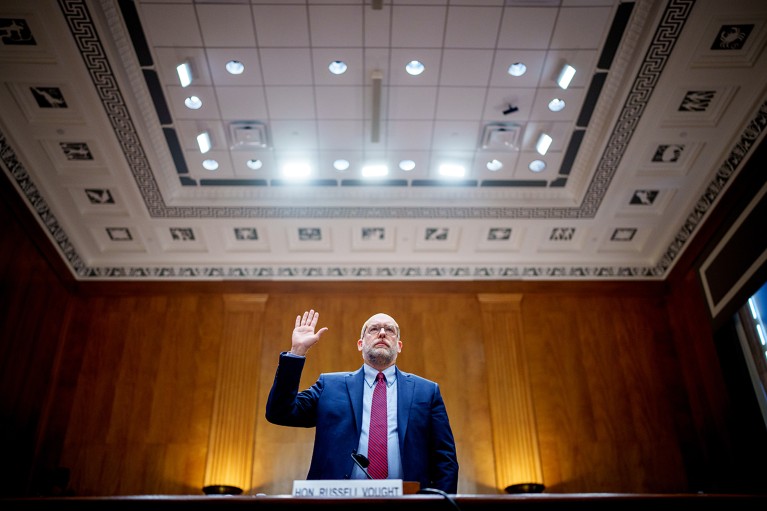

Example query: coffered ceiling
[0,0,765,281]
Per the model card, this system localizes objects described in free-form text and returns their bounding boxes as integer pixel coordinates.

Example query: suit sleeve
[428,384,459,493]
[265,352,323,428]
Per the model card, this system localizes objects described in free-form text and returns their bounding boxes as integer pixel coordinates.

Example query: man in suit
[265,309,459,493]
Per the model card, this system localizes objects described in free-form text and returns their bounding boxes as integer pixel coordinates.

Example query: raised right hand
[290,309,328,356]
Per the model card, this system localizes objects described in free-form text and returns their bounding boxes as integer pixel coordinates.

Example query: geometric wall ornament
[60,142,93,160]
[711,24,754,50]
[85,188,114,204]
[170,227,195,241]
[0,18,36,45]
[234,227,259,241]
[630,190,658,205]
[352,226,395,252]
[678,90,716,112]
[106,227,131,241]
[549,227,575,241]
[663,86,737,126]
[611,228,637,241]
[288,226,331,252]
[30,86,67,108]
[414,226,460,251]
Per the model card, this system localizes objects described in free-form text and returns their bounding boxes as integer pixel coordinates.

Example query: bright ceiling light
[557,64,576,89]
[184,96,202,109]
[548,98,566,112]
[226,60,245,75]
[196,131,211,154]
[535,133,553,156]
[507,62,527,77]
[528,160,546,173]
[246,159,262,170]
[328,60,348,75]
[176,62,192,87]
[486,159,503,171]
[361,164,389,178]
[438,163,466,178]
[333,159,350,171]
[399,159,416,171]
[202,159,219,171]
[405,60,425,76]
[281,161,311,179]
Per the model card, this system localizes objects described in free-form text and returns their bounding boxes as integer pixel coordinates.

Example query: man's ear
[357,339,363,351]
[397,340,403,352]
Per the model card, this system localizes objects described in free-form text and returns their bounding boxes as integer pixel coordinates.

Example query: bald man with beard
[265,310,459,493]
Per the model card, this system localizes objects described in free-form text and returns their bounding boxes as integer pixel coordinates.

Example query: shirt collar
[363,363,397,387]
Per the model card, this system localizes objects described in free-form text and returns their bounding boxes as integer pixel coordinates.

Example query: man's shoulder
[397,369,438,387]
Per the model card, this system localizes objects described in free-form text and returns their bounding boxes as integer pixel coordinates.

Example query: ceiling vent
[229,121,269,150]
[481,123,521,151]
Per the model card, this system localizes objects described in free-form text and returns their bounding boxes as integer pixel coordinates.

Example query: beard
[363,342,397,367]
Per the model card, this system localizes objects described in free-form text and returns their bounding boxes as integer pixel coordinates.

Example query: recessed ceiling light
[405,60,425,76]
[361,164,389,178]
[328,60,348,75]
[557,64,576,89]
[176,62,192,87]
[528,160,546,173]
[486,159,503,171]
[333,159,350,171]
[399,159,416,171]
[535,133,553,155]
[438,163,466,178]
[196,131,211,154]
[246,159,262,170]
[281,161,311,179]
[548,98,566,112]
[507,62,527,77]
[184,96,202,109]
[202,159,219,171]
[225,60,245,75]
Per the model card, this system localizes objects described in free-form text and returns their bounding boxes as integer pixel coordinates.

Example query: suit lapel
[396,368,414,452]
[347,367,365,435]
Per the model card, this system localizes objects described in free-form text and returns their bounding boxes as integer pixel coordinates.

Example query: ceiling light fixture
[557,64,576,89]
[486,159,503,171]
[196,131,211,154]
[507,62,527,77]
[246,159,262,170]
[202,159,219,171]
[535,133,553,156]
[438,163,466,178]
[333,159,350,171]
[225,60,245,75]
[176,61,192,87]
[184,96,202,109]
[529,160,546,173]
[328,60,348,75]
[405,60,425,76]
[548,98,566,112]
[399,160,415,171]
[361,164,388,178]
[281,161,311,179]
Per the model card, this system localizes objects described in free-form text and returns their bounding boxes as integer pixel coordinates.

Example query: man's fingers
[317,327,329,338]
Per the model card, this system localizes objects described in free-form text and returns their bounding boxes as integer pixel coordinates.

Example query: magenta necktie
[367,372,388,479]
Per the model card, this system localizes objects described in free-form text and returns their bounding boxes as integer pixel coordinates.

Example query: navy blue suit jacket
[265,353,459,493]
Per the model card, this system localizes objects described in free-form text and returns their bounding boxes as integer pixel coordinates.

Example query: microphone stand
[351,452,373,479]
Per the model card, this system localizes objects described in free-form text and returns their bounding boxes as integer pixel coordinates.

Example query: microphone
[351,452,373,479]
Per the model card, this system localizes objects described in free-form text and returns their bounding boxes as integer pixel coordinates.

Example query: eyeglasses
[365,323,398,338]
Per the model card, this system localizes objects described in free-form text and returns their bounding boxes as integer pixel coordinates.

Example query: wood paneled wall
[0,181,748,497]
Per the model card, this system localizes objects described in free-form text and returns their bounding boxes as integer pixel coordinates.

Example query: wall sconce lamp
[502,104,519,115]
[557,64,576,90]
[202,485,243,495]
[176,61,193,88]
[536,133,553,156]
[197,131,211,154]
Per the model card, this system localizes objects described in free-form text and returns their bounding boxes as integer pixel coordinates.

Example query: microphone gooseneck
[351,452,373,479]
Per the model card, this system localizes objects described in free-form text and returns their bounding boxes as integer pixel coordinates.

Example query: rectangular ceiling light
[438,163,466,178]
[536,133,553,155]
[281,161,311,179]
[557,64,575,89]
[177,62,193,87]
[361,164,388,178]
[371,70,383,143]
[196,131,211,154]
